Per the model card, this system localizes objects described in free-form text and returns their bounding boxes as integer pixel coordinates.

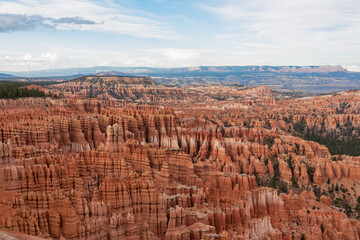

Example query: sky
[0,0,360,71]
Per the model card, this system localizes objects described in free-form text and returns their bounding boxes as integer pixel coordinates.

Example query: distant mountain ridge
[183,65,347,73]
[3,65,349,78]
[0,73,16,77]
[94,71,126,76]
[3,66,360,94]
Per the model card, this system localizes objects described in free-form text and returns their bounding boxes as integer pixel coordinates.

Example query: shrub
[262,136,275,147]
[306,164,315,183]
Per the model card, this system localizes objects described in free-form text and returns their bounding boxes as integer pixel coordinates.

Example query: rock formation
[0,80,360,239]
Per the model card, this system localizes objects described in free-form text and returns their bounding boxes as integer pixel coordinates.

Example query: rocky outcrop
[48,76,185,102]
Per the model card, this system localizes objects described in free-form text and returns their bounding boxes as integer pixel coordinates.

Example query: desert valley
[0,73,360,239]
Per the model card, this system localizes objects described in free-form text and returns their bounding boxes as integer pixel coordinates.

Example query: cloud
[346,65,360,72]
[0,14,42,32]
[142,48,210,61]
[0,13,96,32]
[0,47,214,71]
[0,0,183,39]
[53,17,96,25]
[199,0,360,65]
[0,48,159,70]
[200,0,360,40]
[0,50,63,68]
[0,0,358,70]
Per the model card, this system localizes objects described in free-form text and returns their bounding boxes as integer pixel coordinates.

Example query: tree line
[0,81,58,99]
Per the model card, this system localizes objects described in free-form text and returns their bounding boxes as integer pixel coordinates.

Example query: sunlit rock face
[47,75,185,102]
[1,79,360,239]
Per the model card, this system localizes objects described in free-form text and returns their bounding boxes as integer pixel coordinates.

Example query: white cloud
[0,0,182,39]
[0,0,359,70]
[200,0,360,66]
[0,51,62,68]
[346,65,360,72]
[0,47,216,71]
[141,48,211,61]
[0,48,161,71]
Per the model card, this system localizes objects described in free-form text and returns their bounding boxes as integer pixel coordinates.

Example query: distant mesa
[183,65,348,73]
[267,65,347,73]
[94,71,127,76]
[186,66,202,71]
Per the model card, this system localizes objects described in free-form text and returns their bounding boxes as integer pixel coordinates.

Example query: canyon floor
[1,76,360,240]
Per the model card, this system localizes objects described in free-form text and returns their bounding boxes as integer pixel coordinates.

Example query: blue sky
[0,0,359,71]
